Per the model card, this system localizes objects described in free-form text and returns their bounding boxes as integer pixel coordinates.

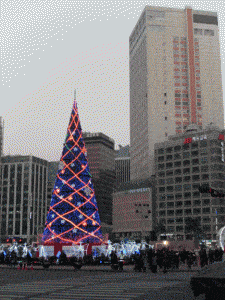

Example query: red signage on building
[184,137,192,144]
[218,134,224,141]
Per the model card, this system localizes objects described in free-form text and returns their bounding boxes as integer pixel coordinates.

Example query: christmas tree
[42,92,103,244]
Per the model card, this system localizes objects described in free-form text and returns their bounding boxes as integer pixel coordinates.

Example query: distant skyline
[1,0,225,161]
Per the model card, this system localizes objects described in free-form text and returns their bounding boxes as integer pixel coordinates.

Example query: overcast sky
[1,0,225,162]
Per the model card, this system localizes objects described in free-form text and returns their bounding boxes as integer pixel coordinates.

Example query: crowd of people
[110,246,224,273]
[0,245,224,272]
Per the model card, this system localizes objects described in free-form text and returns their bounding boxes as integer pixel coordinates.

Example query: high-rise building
[130,5,224,180]
[115,145,130,185]
[154,123,225,243]
[0,155,48,243]
[83,132,115,226]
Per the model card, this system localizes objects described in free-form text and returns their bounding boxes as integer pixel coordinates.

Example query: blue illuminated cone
[42,92,103,244]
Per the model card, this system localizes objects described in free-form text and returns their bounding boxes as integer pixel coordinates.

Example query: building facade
[83,132,116,225]
[130,5,224,181]
[115,145,130,185]
[112,177,156,241]
[154,124,225,242]
[0,155,48,243]
[47,161,60,210]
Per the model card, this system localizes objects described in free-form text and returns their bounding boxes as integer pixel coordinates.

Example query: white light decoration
[51,214,55,218]
[74,147,78,151]
[218,226,225,250]
[83,186,91,196]
[61,220,65,224]
[79,214,83,219]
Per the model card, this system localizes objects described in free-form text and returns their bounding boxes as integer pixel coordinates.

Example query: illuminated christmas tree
[42,92,103,244]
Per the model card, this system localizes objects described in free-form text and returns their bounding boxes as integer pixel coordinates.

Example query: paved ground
[0,264,206,300]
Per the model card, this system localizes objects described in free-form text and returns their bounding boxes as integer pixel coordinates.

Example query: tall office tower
[130,5,224,181]
[0,155,48,243]
[115,145,130,185]
[83,132,115,225]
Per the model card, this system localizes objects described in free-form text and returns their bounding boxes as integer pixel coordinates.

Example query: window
[183,168,190,174]
[183,143,190,150]
[158,163,165,170]
[203,225,211,232]
[184,192,191,198]
[204,29,214,36]
[166,170,173,176]
[166,147,173,153]
[184,176,191,182]
[175,169,181,175]
[176,226,184,231]
[158,172,165,177]
[166,178,174,184]
[194,200,201,206]
[192,159,199,165]
[183,152,190,158]
[159,187,165,192]
[158,156,164,162]
[168,210,175,216]
[202,174,209,181]
[193,208,201,215]
[175,185,182,191]
[167,185,174,191]
[164,93,167,96]
[201,157,208,164]
[176,201,183,207]
[174,161,181,167]
[167,202,174,208]
[159,203,166,209]
[202,216,210,223]
[193,191,200,198]
[165,117,167,120]
[203,199,210,206]
[184,209,192,215]
[192,151,199,157]
[166,155,173,161]
[183,160,190,166]
[194,28,203,35]
[158,179,165,185]
[174,154,181,160]
[192,175,200,181]
[175,177,182,183]
[166,163,173,169]
[184,200,191,206]
[158,148,164,155]
[203,207,210,214]
[167,194,174,200]
[159,210,166,216]
[175,193,182,199]
[192,183,200,190]
[174,145,181,152]
[167,219,175,224]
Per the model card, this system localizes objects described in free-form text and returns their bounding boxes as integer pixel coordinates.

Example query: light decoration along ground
[42,91,103,244]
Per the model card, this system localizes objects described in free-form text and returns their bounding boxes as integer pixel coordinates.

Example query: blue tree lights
[42,95,103,244]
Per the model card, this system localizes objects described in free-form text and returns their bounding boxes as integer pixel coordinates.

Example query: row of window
[157,140,223,154]
[158,175,211,186]
[159,199,211,208]
[159,191,225,200]
[158,207,211,216]
[157,150,217,161]
[158,166,209,177]
[160,216,211,224]
[157,157,223,169]
[194,28,214,36]
[165,224,211,232]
